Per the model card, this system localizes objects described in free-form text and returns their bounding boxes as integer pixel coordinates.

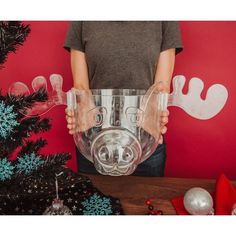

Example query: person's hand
[158,109,169,144]
[65,108,77,135]
[157,81,169,144]
[138,82,170,144]
[65,89,97,134]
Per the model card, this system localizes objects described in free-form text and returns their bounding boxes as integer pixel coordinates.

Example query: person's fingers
[160,123,168,128]
[65,108,77,135]
[160,110,169,117]
[158,135,163,144]
[161,126,167,135]
[65,108,70,115]
[69,129,76,135]
[66,117,76,125]
[65,108,75,117]
[67,124,77,135]
[160,109,169,126]
[160,116,168,125]
[67,123,76,130]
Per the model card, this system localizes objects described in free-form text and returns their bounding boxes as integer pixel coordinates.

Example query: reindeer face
[71,89,160,176]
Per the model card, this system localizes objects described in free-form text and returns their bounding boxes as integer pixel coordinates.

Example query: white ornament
[231,203,236,215]
[43,172,72,215]
[43,198,72,215]
[183,187,214,215]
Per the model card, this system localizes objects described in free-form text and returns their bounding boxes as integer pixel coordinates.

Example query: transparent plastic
[71,88,162,176]
[168,75,228,120]
[8,74,228,176]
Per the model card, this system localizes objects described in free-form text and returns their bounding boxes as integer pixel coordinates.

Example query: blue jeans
[76,141,166,177]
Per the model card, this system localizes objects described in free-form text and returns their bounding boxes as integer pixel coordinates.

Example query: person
[64,21,183,176]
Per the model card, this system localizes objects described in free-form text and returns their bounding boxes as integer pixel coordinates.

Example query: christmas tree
[0,21,71,184]
[0,21,31,67]
[0,21,123,215]
[0,88,71,183]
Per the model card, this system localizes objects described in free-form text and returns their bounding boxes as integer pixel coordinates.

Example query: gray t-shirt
[64,21,183,90]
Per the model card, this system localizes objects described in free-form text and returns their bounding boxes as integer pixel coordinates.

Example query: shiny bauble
[231,203,236,215]
[43,198,72,215]
[183,187,214,215]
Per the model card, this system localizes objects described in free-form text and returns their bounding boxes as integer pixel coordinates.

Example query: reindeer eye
[122,147,134,163]
[98,146,111,162]
[125,107,142,126]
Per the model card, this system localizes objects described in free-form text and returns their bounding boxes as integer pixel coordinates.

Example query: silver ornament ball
[183,187,214,215]
[43,198,72,215]
[231,203,236,215]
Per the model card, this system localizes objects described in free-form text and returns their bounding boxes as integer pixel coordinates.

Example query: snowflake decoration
[16,152,44,175]
[0,158,14,181]
[0,101,19,139]
[81,193,112,215]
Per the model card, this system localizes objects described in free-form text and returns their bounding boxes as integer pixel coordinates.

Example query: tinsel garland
[0,21,31,67]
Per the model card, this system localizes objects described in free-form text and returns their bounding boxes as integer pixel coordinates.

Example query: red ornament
[146,199,151,205]
[145,198,164,215]
[156,210,163,215]
[150,210,155,215]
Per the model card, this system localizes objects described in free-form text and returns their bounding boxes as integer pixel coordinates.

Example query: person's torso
[81,21,162,89]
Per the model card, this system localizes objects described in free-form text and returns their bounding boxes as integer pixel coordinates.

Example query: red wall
[0,21,235,179]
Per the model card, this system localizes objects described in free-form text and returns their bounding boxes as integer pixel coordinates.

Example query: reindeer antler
[8,74,68,116]
[8,74,228,120]
[166,75,228,120]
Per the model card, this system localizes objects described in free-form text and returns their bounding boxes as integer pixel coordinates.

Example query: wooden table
[84,174,236,215]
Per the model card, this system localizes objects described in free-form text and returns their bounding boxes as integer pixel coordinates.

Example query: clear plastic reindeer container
[70,88,164,176]
[8,74,228,176]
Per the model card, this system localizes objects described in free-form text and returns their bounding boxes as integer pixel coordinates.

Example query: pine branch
[1,153,72,190]
[6,87,48,112]
[41,153,71,168]
[19,116,51,134]
[0,80,73,190]
[0,116,51,157]
[0,21,31,67]
[17,138,48,156]
[0,88,48,123]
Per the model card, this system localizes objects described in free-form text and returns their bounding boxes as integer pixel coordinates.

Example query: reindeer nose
[91,129,142,175]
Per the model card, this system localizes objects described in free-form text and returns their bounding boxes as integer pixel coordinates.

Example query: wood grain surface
[83,174,235,215]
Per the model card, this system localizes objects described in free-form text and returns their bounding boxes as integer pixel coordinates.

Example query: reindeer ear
[168,75,228,120]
